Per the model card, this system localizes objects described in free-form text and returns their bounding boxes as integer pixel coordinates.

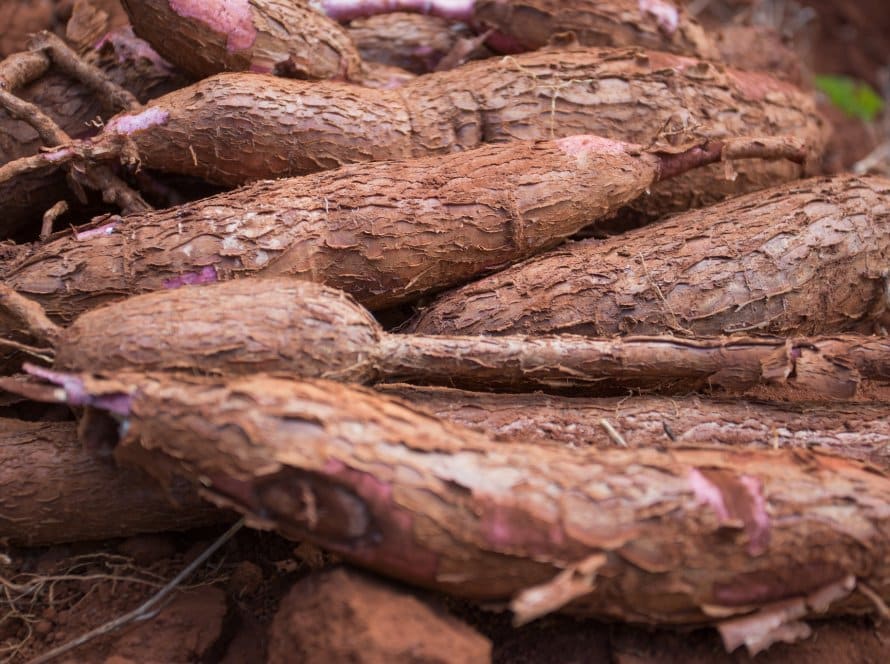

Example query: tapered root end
[656,136,808,181]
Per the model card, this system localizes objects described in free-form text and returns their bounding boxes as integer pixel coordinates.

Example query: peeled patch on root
[162,265,219,289]
[556,135,628,164]
[105,107,171,135]
[689,468,771,555]
[95,27,174,71]
[22,364,133,417]
[169,0,257,52]
[74,220,118,241]
[639,0,680,36]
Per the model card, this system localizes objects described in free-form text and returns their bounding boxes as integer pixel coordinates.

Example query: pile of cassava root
[1,1,889,661]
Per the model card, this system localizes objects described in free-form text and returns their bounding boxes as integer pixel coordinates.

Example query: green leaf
[814,74,885,122]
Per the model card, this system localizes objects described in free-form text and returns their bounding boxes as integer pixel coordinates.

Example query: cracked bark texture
[33,278,889,398]
[120,0,363,80]
[77,47,826,212]
[379,385,890,470]
[28,371,890,625]
[0,135,802,318]
[347,13,478,73]
[0,418,227,546]
[410,175,890,338]
[473,0,719,60]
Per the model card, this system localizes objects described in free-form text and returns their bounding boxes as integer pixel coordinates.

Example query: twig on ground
[27,518,245,664]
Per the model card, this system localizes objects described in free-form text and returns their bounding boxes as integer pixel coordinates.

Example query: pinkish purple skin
[43,147,74,163]
[557,134,630,158]
[689,468,771,556]
[94,27,175,71]
[482,29,526,54]
[480,501,567,556]
[105,107,170,135]
[74,220,118,241]
[740,475,770,556]
[322,458,440,581]
[168,0,257,52]
[639,0,679,36]
[22,364,133,416]
[317,0,475,21]
[689,468,731,520]
[162,265,219,289]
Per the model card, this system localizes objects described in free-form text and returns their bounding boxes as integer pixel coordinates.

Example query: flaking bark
[120,0,363,80]
[0,135,804,317]
[379,385,890,469]
[15,371,890,627]
[29,47,826,211]
[0,418,226,546]
[410,175,890,338]
[10,277,889,398]
[473,0,719,60]
[347,13,480,73]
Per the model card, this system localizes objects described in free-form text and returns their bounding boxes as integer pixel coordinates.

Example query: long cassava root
[8,370,890,633]
[410,175,890,338]
[378,385,890,469]
[0,418,227,546]
[0,135,806,318]
[5,48,826,204]
[322,0,720,59]
[4,279,888,398]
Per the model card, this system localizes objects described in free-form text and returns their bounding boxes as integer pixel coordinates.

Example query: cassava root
[0,47,827,214]
[5,277,889,399]
[0,135,806,317]
[0,418,227,546]
[410,175,890,338]
[8,370,890,631]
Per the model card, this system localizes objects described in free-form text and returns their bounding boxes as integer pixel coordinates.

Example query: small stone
[34,620,53,635]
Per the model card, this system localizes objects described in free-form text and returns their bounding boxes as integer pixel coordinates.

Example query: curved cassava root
[0,135,806,317]
[0,418,227,546]
[3,278,888,399]
[120,0,363,80]
[470,0,720,59]
[410,175,890,338]
[347,13,483,73]
[9,370,890,631]
[2,48,827,215]
[378,385,890,469]
[322,0,719,59]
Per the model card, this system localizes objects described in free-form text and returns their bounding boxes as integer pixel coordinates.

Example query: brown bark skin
[410,175,890,338]
[348,13,476,74]
[379,385,890,470]
[474,0,720,60]
[33,279,889,398]
[1,135,804,317]
[0,418,227,546]
[75,47,826,208]
[120,0,363,80]
[21,371,890,626]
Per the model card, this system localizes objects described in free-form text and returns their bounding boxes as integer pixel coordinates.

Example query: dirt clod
[268,567,492,664]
